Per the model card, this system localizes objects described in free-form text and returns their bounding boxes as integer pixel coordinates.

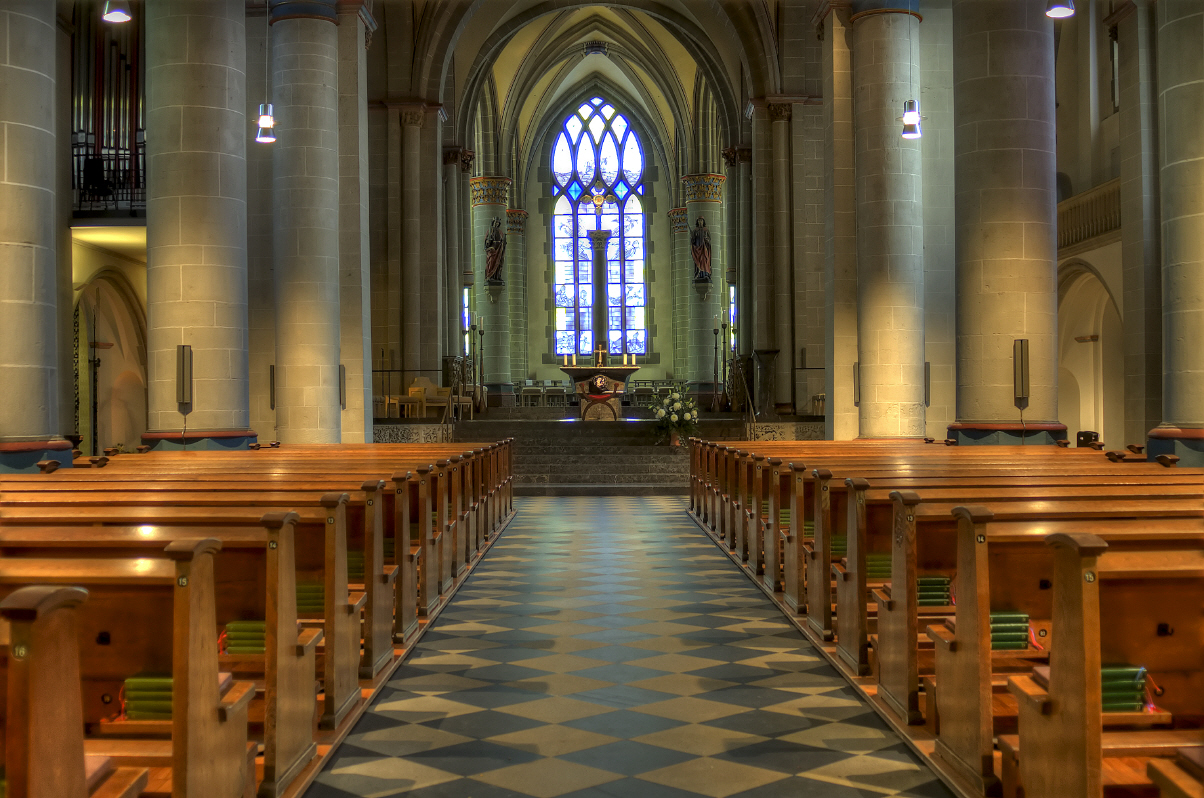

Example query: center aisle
[307,497,952,798]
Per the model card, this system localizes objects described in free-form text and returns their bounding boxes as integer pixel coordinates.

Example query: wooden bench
[0,541,256,798]
[926,511,1204,794]
[0,585,149,798]
[1007,533,1204,798]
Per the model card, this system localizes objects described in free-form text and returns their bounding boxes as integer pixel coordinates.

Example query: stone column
[337,2,374,442]
[1116,1,1161,448]
[951,0,1061,445]
[469,177,511,397]
[852,5,925,438]
[271,0,341,443]
[668,207,689,376]
[736,148,753,356]
[247,2,275,440]
[443,148,464,356]
[768,104,795,413]
[0,1,68,471]
[682,174,726,392]
[400,106,424,387]
[587,230,612,361]
[823,5,860,440]
[144,0,252,451]
[507,210,529,386]
[1149,2,1204,463]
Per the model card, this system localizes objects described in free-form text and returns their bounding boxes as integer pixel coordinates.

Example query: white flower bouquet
[654,383,699,442]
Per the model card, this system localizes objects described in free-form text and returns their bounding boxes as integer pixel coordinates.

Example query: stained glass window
[551,97,647,356]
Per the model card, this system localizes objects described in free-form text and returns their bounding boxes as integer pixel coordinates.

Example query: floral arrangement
[654,384,699,441]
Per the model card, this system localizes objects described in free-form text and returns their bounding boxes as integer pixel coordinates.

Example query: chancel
[1,1,1202,797]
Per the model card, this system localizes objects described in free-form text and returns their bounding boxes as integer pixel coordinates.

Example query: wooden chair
[519,380,543,407]
[544,380,568,407]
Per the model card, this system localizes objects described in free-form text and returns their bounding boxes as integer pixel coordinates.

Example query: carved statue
[484,217,506,283]
[691,216,712,282]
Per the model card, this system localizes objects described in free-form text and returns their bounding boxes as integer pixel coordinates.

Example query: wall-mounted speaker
[269,365,276,410]
[1013,339,1030,410]
[924,361,931,407]
[176,345,193,405]
[339,364,347,410]
[853,361,860,405]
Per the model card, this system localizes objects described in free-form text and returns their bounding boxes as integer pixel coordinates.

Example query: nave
[306,497,950,798]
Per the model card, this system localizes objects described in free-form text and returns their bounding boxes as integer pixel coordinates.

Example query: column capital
[682,174,726,203]
[443,147,464,166]
[766,103,793,122]
[668,207,688,234]
[269,0,337,24]
[400,106,426,127]
[506,209,528,235]
[460,149,476,173]
[721,146,752,168]
[470,176,511,206]
[586,229,612,248]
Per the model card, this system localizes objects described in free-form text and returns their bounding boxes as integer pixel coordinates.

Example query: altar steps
[452,419,692,496]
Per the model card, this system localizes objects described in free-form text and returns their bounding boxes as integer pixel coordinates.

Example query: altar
[560,359,639,420]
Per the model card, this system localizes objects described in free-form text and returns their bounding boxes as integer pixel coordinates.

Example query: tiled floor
[305,497,953,798]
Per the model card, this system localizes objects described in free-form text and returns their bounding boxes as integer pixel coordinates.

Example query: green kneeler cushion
[1102,665,1147,712]
[297,581,325,614]
[866,553,892,580]
[347,550,365,582]
[918,575,951,606]
[225,620,266,655]
[759,501,791,528]
[124,674,172,720]
[989,612,1029,650]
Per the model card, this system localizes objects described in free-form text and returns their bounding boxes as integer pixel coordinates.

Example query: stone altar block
[560,365,640,420]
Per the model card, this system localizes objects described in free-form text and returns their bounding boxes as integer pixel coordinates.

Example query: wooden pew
[0,585,149,798]
[0,541,256,798]
[1006,533,1204,798]
[926,511,1204,795]
[1147,748,1204,798]
[874,493,1203,727]
[0,500,362,732]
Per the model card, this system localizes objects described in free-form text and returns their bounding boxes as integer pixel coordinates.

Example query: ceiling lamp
[1045,0,1075,18]
[902,99,920,126]
[255,10,275,144]
[901,122,922,140]
[102,1,131,23]
[256,103,276,142]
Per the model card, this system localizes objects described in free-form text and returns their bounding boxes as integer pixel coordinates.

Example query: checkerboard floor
[304,497,953,798]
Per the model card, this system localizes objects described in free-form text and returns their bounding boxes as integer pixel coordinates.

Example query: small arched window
[550,97,647,356]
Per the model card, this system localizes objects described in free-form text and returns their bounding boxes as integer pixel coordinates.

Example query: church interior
[0,1,1202,797]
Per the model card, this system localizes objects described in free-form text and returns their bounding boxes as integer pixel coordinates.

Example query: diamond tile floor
[304,497,954,798]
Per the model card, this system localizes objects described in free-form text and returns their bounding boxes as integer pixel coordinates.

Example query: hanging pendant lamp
[1046,0,1075,18]
[102,1,131,23]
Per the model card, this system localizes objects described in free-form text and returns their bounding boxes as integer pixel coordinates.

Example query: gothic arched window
[551,97,647,356]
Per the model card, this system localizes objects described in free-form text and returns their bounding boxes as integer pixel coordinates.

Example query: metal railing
[1057,177,1120,253]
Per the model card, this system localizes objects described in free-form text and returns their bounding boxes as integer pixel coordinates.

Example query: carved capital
[401,108,425,127]
[506,209,528,235]
[681,173,726,203]
[667,207,688,234]
[443,148,463,167]
[767,103,793,122]
[469,176,511,206]
[460,149,476,173]
[721,147,738,168]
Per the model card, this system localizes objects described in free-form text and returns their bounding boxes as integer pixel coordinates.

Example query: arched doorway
[1058,263,1123,446]
[75,271,147,455]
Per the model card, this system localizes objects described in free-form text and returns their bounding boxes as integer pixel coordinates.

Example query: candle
[572,354,577,366]
[563,354,568,366]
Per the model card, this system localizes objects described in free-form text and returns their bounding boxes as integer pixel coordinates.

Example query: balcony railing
[1057,177,1120,254]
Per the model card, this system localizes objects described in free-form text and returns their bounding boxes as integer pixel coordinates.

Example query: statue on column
[484,217,506,284]
[691,216,712,282]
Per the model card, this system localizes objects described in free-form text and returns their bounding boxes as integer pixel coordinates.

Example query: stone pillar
[950,0,1061,445]
[1116,1,1161,449]
[852,6,925,438]
[768,104,795,413]
[736,148,753,356]
[587,230,612,361]
[1149,2,1204,463]
[443,148,464,356]
[400,106,424,387]
[682,174,726,391]
[823,5,859,440]
[247,3,275,440]
[507,210,529,386]
[668,207,689,376]
[144,0,252,451]
[337,3,374,442]
[271,0,341,443]
[0,1,68,471]
[469,177,511,397]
